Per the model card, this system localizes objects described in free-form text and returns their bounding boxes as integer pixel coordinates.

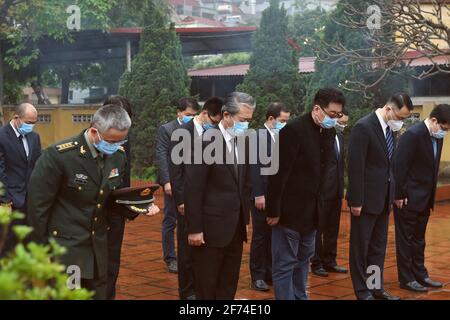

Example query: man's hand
[164,182,172,196]
[188,232,205,246]
[266,217,280,226]
[177,203,185,215]
[394,198,408,209]
[146,204,160,217]
[255,196,266,211]
[350,206,362,217]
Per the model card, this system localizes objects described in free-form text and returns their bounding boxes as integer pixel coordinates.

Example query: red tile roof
[188,57,317,77]
[188,64,250,77]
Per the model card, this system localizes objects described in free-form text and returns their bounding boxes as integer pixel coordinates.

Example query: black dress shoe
[312,267,329,277]
[251,280,269,292]
[324,265,348,274]
[400,281,428,292]
[167,260,178,274]
[358,295,375,300]
[418,277,443,288]
[372,290,401,300]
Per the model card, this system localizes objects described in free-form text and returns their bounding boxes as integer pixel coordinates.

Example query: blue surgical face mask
[273,121,286,134]
[229,120,249,137]
[17,122,35,136]
[181,115,194,124]
[432,129,447,139]
[202,122,215,131]
[318,108,337,129]
[93,131,124,155]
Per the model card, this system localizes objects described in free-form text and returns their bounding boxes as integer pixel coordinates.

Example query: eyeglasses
[96,130,128,145]
[319,106,343,119]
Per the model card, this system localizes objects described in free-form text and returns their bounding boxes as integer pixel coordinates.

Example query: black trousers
[0,205,27,258]
[393,206,430,285]
[249,204,272,282]
[192,218,245,300]
[349,204,389,299]
[311,199,342,270]
[106,211,126,300]
[82,258,108,300]
[177,212,195,299]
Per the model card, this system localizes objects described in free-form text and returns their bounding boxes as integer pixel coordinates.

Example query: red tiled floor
[116,197,450,300]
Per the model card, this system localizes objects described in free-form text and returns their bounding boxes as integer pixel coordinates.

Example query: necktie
[18,135,28,158]
[432,137,437,160]
[386,126,394,159]
[231,138,238,178]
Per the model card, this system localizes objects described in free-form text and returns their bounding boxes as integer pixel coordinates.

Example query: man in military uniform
[27,105,131,300]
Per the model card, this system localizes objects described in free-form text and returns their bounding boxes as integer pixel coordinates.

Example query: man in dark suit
[155,98,199,273]
[267,88,345,300]
[249,102,290,292]
[394,104,450,292]
[0,103,41,257]
[311,111,349,277]
[169,97,223,300]
[347,93,413,300]
[184,92,255,300]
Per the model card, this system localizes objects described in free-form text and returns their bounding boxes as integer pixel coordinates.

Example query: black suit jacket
[0,123,41,209]
[250,127,272,198]
[155,119,181,186]
[169,119,200,206]
[394,121,443,212]
[266,113,335,234]
[320,133,345,201]
[184,128,252,248]
[347,112,396,214]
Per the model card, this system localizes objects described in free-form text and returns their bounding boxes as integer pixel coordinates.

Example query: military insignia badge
[109,168,119,178]
[74,173,88,185]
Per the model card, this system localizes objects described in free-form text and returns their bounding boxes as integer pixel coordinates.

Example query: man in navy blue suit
[249,102,290,291]
[394,104,450,292]
[0,103,41,257]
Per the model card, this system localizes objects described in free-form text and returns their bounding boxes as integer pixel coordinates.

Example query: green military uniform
[27,130,127,300]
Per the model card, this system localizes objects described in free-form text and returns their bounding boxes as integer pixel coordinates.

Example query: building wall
[2,104,99,149]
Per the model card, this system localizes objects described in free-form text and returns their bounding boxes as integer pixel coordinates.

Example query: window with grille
[38,114,51,123]
[72,114,93,123]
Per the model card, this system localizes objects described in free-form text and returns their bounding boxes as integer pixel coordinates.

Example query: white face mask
[387,119,403,132]
[387,109,403,132]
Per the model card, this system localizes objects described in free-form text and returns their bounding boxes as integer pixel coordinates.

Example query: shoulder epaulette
[56,141,79,153]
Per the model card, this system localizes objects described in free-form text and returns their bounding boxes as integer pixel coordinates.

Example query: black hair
[266,102,290,120]
[313,88,346,109]
[387,93,414,111]
[430,104,450,125]
[177,97,200,112]
[203,97,224,117]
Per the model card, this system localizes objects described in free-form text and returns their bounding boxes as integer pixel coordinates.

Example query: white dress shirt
[10,121,29,157]
[193,117,204,137]
[219,121,238,162]
[335,134,340,155]
[375,109,388,137]
[264,123,276,142]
